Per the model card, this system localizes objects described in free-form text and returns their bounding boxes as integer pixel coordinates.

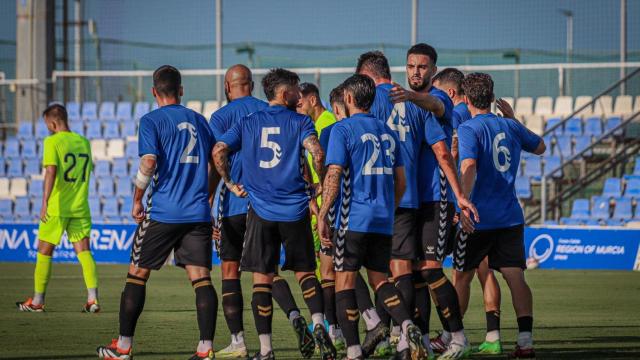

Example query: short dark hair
[461,72,494,110]
[356,51,391,80]
[329,84,345,107]
[342,74,376,111]
[299,82,320,99]
[261,68,300,101]
[433,68,465,94]
[42,103,68,123]
[153,65,181,98]
[407,43,438,65]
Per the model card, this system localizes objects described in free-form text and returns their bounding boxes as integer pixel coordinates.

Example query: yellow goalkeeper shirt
[307,110,337,184]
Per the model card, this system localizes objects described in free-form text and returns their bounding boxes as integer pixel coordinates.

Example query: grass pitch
[0,263,639,359]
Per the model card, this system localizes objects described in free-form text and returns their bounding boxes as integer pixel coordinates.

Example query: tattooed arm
[303,135,326,185]
[317,165,343,245]
[212,142,247,197]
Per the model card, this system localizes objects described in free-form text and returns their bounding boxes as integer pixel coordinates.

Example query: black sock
[487,310,501,333]
[413,272,430,334]
[517,315,533,333]
[119,273,147,337]
[193,277,218,341]
[321,279,337,326]
[221,279,244,335]
[252,284,273,335]
[394,274,415,326]
[336,289,360,347]
[375,281,411,326]
[422,269,464,332]
[299,274,324,316]
[272,275,299,317]
[355,272,374,313]
[375,291,392,326]
[437,305,451,331]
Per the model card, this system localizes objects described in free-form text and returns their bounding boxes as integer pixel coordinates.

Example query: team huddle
[17,43,546,360]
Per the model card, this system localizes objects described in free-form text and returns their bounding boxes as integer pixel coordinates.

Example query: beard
[409,77,429,92]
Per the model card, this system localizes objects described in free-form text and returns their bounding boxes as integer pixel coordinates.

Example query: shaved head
[224,64,254,101]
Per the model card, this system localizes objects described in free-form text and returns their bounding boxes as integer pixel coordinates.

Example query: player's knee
[128,264,151,280]
[421,268,446,284]
[37,240,55,256]
[221,261,240,279]
[72,237,90,253]
[390,259,412,278]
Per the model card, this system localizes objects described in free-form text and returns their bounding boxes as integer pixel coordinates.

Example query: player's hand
[317,217,333,247]
[39,203,49,223]
[496,98,516,120]
[459,209,476,234]
[132,201,146,224]
[228,183,248,197]
[312,183,323,198]
[389,82,415,104]
[452,212,460,225]
[212,226,221,242]
[309,199,320,218]
[456,196,479,224]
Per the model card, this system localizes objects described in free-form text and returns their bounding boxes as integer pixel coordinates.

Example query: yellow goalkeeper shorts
[38,216,92,245]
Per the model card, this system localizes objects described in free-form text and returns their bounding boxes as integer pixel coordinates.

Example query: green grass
[1,264,639,359]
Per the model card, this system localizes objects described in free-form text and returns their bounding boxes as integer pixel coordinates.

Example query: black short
[240,208,316,274]
[453,224,526,272]
[391,208,419,260]
[219,214,246,261]
[131,219,213,270]
[333,230,392,273]
[417,201,455,262]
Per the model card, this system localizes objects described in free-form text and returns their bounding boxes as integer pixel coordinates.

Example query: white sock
[397,332,409,351]
[401,319,413,334]
[232,331,245,345]
[328,325,339,339]
[32,292,45,306]
[517,331,533,348]
[197,340,212,353]
[441,330,452,344]
[117,336,132,351]
[362,308,381,331]
[391,325,401,337]
[259,334,272,355]
[451,330,467,345]
[87,288,98,302]
[288,310,301,324]
[347,345,362,359]
[311,312,325,328]
[485,330,500,342]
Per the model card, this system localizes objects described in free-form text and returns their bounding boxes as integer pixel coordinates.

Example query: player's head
[224,64,254,102]
[356,51,391,82]
[406,43,438,91]
[461,72,494,111]
[432,68,465,101]
[329,83,346,121]
[262,68,301,110]
[42,103,69,133]
[152,65,183,103]
[341,74,376,117]
[297,82,323,117]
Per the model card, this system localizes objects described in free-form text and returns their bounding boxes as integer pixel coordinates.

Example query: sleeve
[432,90,453,123]
[218,118,242,152]
[325,125,349,167]
[423,113,447,146]
[319,125,332,152]
[201,115,216,160]
[514,120,543,153]
[42,137,58,167]
[138,115,160,157]
[299,115,317,145]
[451,110,461,130]
[385,125,404,168]
[458,125,479,161]
[209,110,226,140]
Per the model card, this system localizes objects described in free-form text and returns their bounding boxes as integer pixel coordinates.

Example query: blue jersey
[210,96,267,217]
[458,113,542,230]
[319,122,335,152]
[219,105,316,222]
[138,104,215,223]
[370,83,429,209]
[418,87,455,203]
[325,113,403,235]
[452,102,472,129]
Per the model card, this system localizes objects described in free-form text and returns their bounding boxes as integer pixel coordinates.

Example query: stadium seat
[634,96,640,113]
[560,218,582,226]
[613,95,632,115]
[4,138,20,158]
[14,196,31,220]
[89,177,98,197]
[0,178,10,198]
[635,157,640,175]
[24,159,40,176]
[0,158,5,177]
[116,177,133,197]
[186,100,203,114]
[99,101,116,121]
[554,135,573,158]
[29,177,44,198]
[94,160,111,178]
[35,120,49,139]
[70,120,85,135]
[591,196,610,220]
[605,218,625,226]
[569,199,590,220]
[103,120,120,139]
[625,178,640,199]
[515,176,532,199]
[612,197,632,221]
[0,199,12,221]
[133,102,150,120]
[524,115,544,135]
[564,118,582,137]
[102,197,120,220]
[203,101,220,120]
[91,140,108,160]
[543,220,558,226]
[86,120,103,139]
[119,196,132,218]
[66,102,81,121]
[605,116,623,136]
[584,218,601,226]
[543,156,562,178]
[21,139,37,158]
[98,178,115,197]
[117,102,133,121]
[583,117,603,137]
[89,196,101,219]
[112,157,129,178]
[592,95,613,117]
[121,120,137,137]
[602,178,622,198]
[545,118,562,135]
[534,96,553,116]
[542,135,553,156]
[107,139,126,158]
[574,136,592,156]
[17,122,33,140]
[82,101,98,121]
[7,158,22,177]
[553,96,573,116]
[30,199,41,222]
[126,139,138,158]
[524,157,542,181]
[574,96,593,116]
[515,97,533,116]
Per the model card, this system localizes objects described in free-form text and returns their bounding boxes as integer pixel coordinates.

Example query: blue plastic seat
[35,120,49,139]
[24,159,40,176]
[21,139,37,158]
[126,140,138,159]
[116,177,133,197]
[0,199,12,220]
[542,135,553,156]
[515,176,532,199]
[524,157,542,181]
[564,117,582,136]
[14,196,31,220]
[0,158,5,177]
[117,102,133,121]
[625,178,640,198]
[584,117,603,137]
[545,118,562,135]
[94,160,111,178]
[98,178,115,197]
[82,101,98,121]
[605,117,623,136]
[544,220,558,226]
[103,120,120,139]
[112,158,129,178]
[133,102,150,120]
[4,138,20,158]
[99,101,116,121]
[17,122,34,139]
[574,136,592,156]
[634,157,640,175]
[561,218,583,226]
[30,200,41,222]
[102,197,120,220]
[569,199,590,220]
[612,197,632,221]
[7,158,22,177]
[591,196,610,220]
[30,178,44,198]
[69,120,85,135]
[554,135,573,158]
[120,196,133,217]
[86,120,102,139]
[89,196,101,219]
[602,178,622,198]
[66,102,81,121]
[584,218,602,226]
[121,121,137,137]
[543,156,562,178]
[605,218,625,226]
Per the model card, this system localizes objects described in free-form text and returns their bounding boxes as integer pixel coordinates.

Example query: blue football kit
[452,102,472,129]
